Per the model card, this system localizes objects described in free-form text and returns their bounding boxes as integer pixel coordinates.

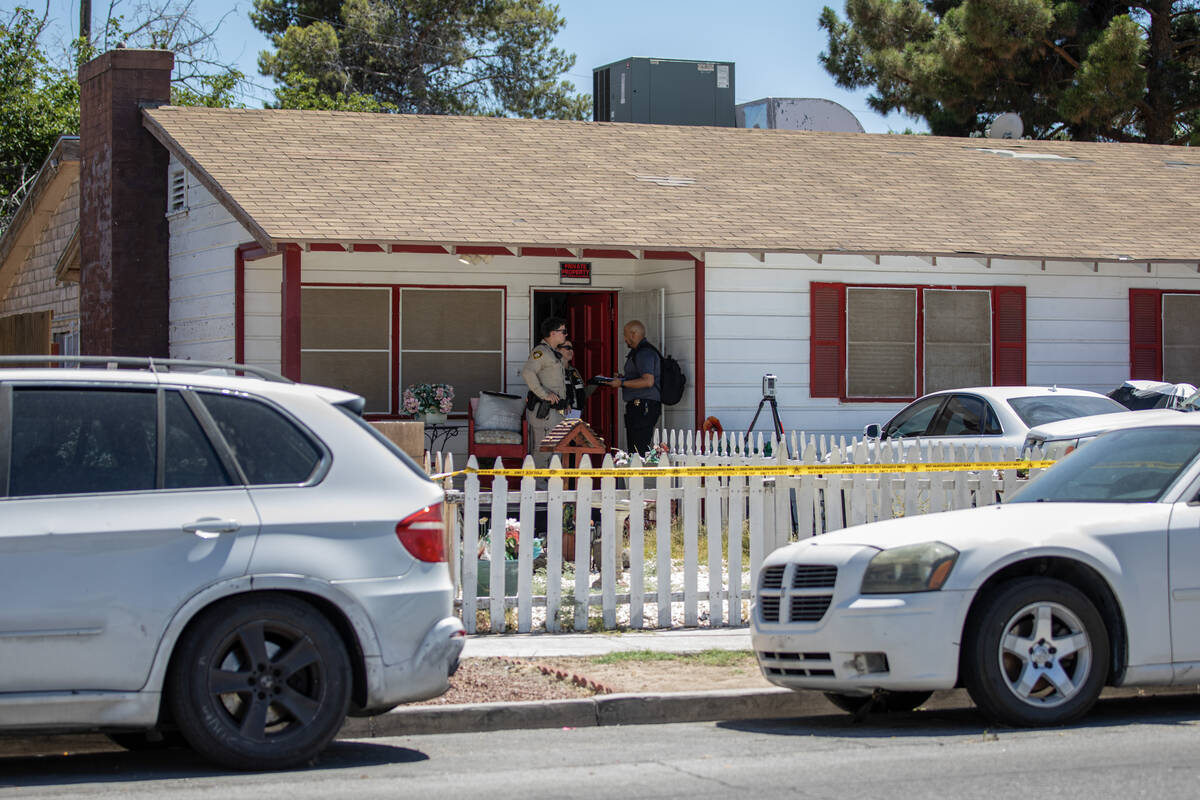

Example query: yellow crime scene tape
[430,460,1056,481]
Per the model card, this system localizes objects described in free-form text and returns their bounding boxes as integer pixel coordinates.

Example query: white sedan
[753,418,1200,726]
[861,385,1125,452]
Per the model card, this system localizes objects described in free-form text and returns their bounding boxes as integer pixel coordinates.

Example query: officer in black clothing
[606,320,661,456]
[557,339,596,414]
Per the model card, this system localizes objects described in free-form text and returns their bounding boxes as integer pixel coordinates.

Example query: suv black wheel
[963,577,1108,727]
[168,595,351,770]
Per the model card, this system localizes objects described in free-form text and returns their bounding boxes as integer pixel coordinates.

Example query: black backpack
[649,344,686,406]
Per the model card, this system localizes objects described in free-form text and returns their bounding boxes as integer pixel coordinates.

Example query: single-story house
[0,136,81,355]
[6,48,1200,455]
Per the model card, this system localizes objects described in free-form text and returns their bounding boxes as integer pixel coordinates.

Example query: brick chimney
[78,49,173,356]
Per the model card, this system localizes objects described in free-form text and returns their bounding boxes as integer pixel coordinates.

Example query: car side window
[164,391,233,489]
[10,388,156,497]
[930,395,986,436]
[983,403,1003,435]
[883,397,944,439]
[199,392,322,485]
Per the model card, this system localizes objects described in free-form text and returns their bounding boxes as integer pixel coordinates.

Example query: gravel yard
[413,650,771,706]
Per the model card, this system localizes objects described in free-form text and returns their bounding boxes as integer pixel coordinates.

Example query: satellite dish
[987,112,1024,140]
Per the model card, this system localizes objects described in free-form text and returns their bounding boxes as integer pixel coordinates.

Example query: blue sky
[11,0,924,133]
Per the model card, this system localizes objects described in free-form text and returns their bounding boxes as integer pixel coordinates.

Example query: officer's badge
[532,351,542,359]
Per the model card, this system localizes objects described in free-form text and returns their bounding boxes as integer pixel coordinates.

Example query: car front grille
[792,565,837,588]
[757,650,835,678]
[761,565,786,589]
[757,563,837,624]
[790,595,832,622]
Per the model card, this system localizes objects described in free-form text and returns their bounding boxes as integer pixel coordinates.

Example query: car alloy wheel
[997,600,1092,708]
[965,577,1108,727]
[168,594,351,770]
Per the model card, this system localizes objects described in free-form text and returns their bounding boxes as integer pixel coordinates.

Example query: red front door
[566,293,616,450]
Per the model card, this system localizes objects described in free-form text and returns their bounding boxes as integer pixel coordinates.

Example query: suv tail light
[396,505,446,562]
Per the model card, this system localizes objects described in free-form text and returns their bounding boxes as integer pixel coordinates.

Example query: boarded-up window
[924,289,991,392]
[400,288,503,412]
[846,287,916,397]
[301,287,391,412]
[1163,294,1200,383]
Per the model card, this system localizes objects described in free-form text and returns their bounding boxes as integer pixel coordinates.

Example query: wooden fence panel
[705,463,724,627]
[517,458,536,632]
[629,454,646,629]
[461,458,480,634]
[546,456,565,632]
[573,455,594,631]
[600,454,618,630]
[487,465,508,632]
[655,468,672,628]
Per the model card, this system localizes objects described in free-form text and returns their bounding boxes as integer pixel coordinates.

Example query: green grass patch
[590,648,754,666]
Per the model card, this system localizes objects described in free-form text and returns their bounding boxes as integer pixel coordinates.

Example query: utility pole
[80,0,91,47]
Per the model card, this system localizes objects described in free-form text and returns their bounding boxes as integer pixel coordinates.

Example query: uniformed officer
[603,319,661,456]
[521,317,568,467]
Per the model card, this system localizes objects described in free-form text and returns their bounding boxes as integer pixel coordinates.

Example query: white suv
[0,356,464,770]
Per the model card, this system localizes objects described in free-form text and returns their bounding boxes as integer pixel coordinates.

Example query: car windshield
[1007,395,1125,427]
[1009,426,1200,503]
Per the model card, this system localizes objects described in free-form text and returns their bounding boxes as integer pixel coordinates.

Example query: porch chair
[468,392,528,469]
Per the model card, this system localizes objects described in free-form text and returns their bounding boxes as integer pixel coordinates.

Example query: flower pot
[476,559,519,597]
[420,411,448,424]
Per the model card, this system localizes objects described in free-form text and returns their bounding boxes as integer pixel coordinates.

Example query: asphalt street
[6,690,1200,799]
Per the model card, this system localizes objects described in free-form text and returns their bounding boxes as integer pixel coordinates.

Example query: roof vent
[168,168,187,214]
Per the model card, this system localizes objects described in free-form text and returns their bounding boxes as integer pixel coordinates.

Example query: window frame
[300,282,508,419]
[1129,288,1200,382]
[810,282,1026,403]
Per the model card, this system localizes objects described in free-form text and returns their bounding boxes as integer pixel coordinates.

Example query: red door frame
[533,288,618,449]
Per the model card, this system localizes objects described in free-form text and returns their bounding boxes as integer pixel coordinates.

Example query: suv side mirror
[863,423,881,440]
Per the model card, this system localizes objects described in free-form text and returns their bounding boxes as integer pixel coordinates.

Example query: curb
[337,684,1200,739]
[339,688,838,738]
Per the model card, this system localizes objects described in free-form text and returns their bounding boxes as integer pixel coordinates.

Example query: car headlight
[860,542,958,594]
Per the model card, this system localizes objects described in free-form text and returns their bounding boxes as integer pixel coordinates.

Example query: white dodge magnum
[754,418,1200,726]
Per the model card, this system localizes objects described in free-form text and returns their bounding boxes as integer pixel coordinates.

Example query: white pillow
[475,391,524,432]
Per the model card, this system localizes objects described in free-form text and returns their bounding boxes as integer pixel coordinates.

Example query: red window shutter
[1129,289,1162,379]
[810,282,845,398]
[992,286,1026,386]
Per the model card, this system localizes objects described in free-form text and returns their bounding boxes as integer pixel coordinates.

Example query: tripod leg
[769,397,784,437]
[747,397,767,434]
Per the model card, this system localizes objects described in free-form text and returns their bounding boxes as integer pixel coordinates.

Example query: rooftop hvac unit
[593,57,735,127]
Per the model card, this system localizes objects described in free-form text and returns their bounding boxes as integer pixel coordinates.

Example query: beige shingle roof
[142,107,1200,262]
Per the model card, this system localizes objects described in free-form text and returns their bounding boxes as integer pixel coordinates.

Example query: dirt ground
[413,652,774,706]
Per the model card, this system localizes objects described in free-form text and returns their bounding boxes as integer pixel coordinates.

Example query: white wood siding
[166,155,250,362]
[704,252,1200,440]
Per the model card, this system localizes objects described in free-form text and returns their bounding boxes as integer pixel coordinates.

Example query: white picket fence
[426,430,1046,634]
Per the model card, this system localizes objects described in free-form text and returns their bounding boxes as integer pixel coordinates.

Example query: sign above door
[559,261,592,286]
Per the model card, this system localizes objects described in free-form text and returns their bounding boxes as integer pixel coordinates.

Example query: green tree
[252,0,591,118]
[0,2,245,235]
[0,7,80,231]
[820,0,1199,143]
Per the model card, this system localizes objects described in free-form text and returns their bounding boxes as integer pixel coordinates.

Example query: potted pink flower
[402,382,454,423]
